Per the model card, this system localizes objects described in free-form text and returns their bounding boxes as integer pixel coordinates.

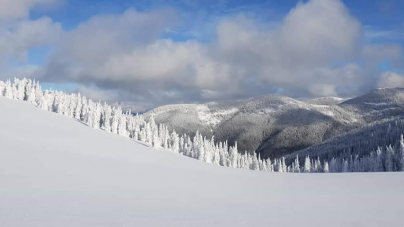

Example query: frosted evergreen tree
[259,154,267,171]
[171,131,180,153]
[0,80,5,95]
[342,160,349,172]
[323,161,330,173]
[111,109,119,135]
[118,113,128,136]
[397,135,404,171]
[281,157,287,172]
[304,156,311,173]
[15,78,26,100]
[34,81,43,107]
[294,156,300,173]
[203,137,214,163]
[4,80,13,98]
[375,147,384,172]
[251,153,260,170]
[385,145,394,172]
[196,135,205,162]
[74,93,82,120]
[277,159,283,173]
[266,158,273,172]
[153,134,160,148]
[26,80,37,104]
[314,157,322,173]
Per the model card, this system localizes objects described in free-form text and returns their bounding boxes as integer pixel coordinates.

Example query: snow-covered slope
[341,87,404,122]
[306,97,346,106]
[1,97,404,227]
[145,88,404,159]
[144,94,362,158]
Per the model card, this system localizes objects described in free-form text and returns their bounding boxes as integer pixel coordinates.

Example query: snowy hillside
[306,96,346,106]
[144,88,404,159]
[144,94,363,158]
[1,97,404,227]
[341,87,404,122]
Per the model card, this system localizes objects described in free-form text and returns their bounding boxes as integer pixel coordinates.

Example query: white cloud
[362,44,403,69]
[277,0,361,66]
[76,85,152,112]
[0,0,60,20]
[0,0,62,80]
[10,0,402,110]
[0,17,62,61]
[44,8,177,80]
[378,72,404,88]
[4,64,44,80]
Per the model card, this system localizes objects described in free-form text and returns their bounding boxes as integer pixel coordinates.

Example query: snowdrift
[0,97,403,227]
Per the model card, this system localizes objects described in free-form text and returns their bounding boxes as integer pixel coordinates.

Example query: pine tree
[34,81,43,107]
[26,80,36,104]
[281,157,287,172]
[342,159,349,172]
[230,142,239,168]
[277,159,283,173]
[74,93,82,120]
[4,80,13,98]
[397,135,404,171]
[294,156,300,173]
[385,145,394,172]
[304,156,311,173]
[323,161,330,173]
[118,114,128,136]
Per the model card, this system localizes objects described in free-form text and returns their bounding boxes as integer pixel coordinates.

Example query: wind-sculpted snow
[1,96,404,227]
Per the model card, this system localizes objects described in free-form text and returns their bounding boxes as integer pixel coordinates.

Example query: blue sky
[1,0,403,111]
[31,0,404,33]
[28,0,404,65]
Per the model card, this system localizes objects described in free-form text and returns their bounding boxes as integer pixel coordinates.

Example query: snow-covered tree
[304,156,311,173]
[3,77,404,174]
[397,135,404,171]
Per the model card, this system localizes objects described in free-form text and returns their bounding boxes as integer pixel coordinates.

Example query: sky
[0,0,403,111]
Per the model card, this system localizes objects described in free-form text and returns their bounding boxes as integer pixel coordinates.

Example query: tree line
[1,78,403,173]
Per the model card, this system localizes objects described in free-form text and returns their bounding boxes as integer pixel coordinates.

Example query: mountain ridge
[144,88,404,158]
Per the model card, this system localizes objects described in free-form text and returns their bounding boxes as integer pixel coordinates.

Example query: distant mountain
[286,117,404,162]
[306,97,346,106]
[143,88,404,159]
[143,92,371,158]
[341,87,404,122]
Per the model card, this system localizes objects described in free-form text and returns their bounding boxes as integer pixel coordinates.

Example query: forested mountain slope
[306,97,346,105]
[145,88,404,159]
[288,118,404,159]
[144,95,362,158]
[341,87,404,122]
[1,96,404,227]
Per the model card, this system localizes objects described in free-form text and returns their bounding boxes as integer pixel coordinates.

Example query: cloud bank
[0,0,60,20]
[0,0,62,77]
[1,0,403,110]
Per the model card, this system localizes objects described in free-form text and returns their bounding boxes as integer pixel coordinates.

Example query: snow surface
[365,102,389,106]
[196,104,238,127]
[0,97,403,227]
